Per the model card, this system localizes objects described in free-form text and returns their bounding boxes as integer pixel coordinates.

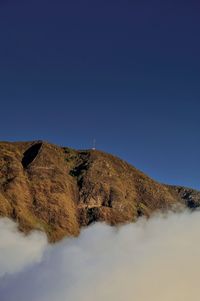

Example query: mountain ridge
[0,140,199,241]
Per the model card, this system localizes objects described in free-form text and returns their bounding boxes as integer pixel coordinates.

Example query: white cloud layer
[0,218,47,277]
[1,211,200,301]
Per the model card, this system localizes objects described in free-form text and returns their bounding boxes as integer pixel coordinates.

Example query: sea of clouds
[1,211,200,301]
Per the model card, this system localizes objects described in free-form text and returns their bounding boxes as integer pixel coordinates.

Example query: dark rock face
[0,141,199,241]
[168,186,200,209]
[22,142,43,168]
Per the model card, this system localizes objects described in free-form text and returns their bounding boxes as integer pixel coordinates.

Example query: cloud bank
[0,218,47,277]
[1,211,200,301]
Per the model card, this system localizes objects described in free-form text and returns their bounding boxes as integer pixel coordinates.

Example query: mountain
[0,141,199,241]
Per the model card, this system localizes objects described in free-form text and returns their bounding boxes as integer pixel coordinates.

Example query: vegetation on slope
[0,141,199,241]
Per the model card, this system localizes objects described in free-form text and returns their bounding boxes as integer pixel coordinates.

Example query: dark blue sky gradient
[0,0,200,189]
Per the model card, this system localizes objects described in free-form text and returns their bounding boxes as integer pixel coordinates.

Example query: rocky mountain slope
[0,141,199,241]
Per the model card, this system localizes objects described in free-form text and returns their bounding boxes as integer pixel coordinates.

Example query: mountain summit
[0,141,199,241]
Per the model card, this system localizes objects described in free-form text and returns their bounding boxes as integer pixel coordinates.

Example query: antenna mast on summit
[92,139,96,150]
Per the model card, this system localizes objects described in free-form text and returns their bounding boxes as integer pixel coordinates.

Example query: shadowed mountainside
[0,141,199,241]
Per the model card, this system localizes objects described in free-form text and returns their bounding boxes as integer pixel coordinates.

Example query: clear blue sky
[0,0,200,189]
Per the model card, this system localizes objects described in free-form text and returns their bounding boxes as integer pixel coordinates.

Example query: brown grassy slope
[0,141,198,241]
[0,141,79,241]
[70,149,183,225]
